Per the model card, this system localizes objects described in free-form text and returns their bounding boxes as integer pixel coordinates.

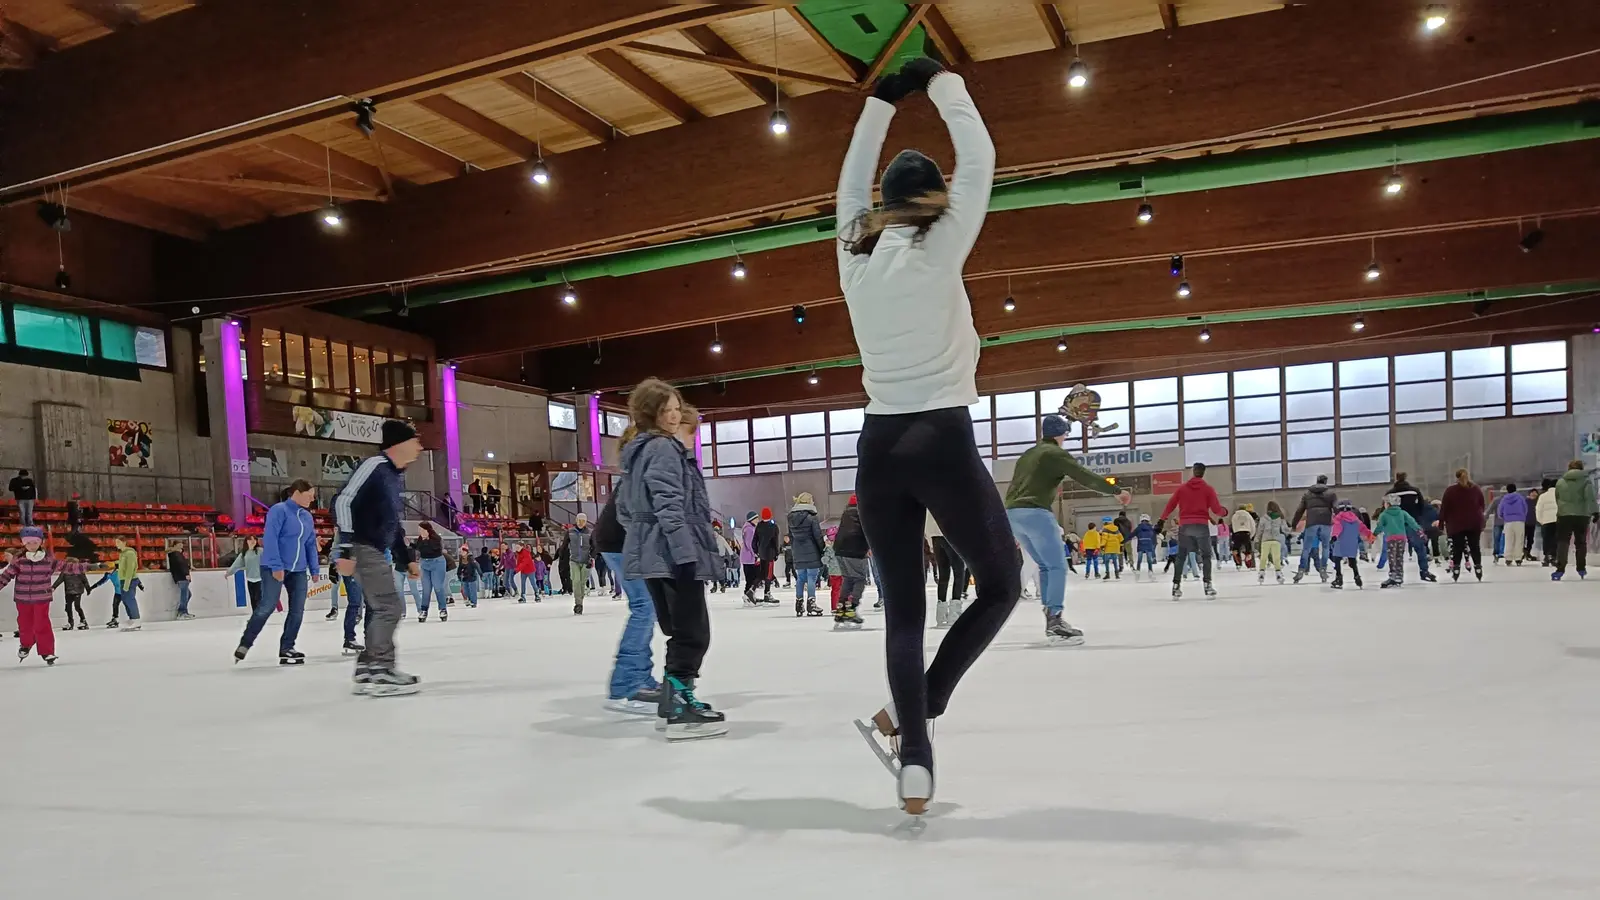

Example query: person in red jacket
[1438,468,1486,581]
[1,526,92,665]
[514,543,537,601]
[1156,463,1227,599]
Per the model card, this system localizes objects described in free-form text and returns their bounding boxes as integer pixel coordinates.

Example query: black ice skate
[76,622,88,630]
[418,612,428,623]
[18,646,30,661]
[1203,583,1218,598]
[1380,579,1399,589]
[359,667,420,697]
[1330,576,1343,590]
[834,603,865,630]
[342,640,364,656]
[325,608,337,620]
[233,645,249,664]
[1171,583,1183,600]
[658,675,728,741]
[1044,611,1085,646]
[279,651,305,666]
[42,654,57,666]
[934,600,950,628]
[805,600,825,617]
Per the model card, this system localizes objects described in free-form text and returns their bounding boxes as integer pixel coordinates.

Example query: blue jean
[1007,507,1068,614]
[794,567,820,601]
[393,570,422,608]
[119,584,141,620]
[1408,531,1433,576]
[602,552,658,700]
[1085,551,1101,577]
[463,579,480,607]
[418,557,448,613]
[241,570,307,653]
[175,580,191,615]
[1297,524,1331,573]
[1135,549,1156,571]
[339,575,364,644]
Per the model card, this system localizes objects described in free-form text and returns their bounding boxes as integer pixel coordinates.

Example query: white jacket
[1536,489,1559,525]
[836,74,995,415]
[1230,509,1255,534]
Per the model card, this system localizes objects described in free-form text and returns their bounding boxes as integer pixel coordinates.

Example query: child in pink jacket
[1329,500,1375,589]
[0,527,91,665]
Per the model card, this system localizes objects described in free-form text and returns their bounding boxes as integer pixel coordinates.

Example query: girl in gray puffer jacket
[617,382,727,741]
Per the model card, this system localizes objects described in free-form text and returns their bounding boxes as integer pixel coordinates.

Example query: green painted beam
[796,1,925,76]
[330,103,1600,317]
[670,280,1600,390]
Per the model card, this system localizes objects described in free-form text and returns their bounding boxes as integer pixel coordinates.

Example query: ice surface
[3,563,1598,899]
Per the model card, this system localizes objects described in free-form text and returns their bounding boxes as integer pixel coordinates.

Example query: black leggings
[856,408,1021,773]
[646,577,710,681]
[63,592,85,625]
[1449,529,1482,570]
[930,536,967,603]
[1553,515,1589,573]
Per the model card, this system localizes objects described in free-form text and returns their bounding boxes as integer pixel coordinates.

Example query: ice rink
[3,562,1597,899]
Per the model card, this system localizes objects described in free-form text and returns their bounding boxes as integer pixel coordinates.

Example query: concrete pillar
[1571,333,1600,468]
[200,319,252,526]
[436,364,464,514]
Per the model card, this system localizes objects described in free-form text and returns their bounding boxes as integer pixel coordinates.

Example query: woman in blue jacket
[235,480,321,665]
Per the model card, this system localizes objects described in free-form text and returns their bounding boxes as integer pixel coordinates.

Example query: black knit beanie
[880,149,945,207]
[381,420,418,450]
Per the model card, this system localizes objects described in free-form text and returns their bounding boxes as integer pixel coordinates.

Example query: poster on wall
[248,447,288,478]
[1578,413,1600,470]
[107,419,153,468]
[292,406,386,444]
[321,454,364,484]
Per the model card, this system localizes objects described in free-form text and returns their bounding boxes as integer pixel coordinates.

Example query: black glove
[871,72,910,104]
[1154,519,1167,534]
[899,57,946,93]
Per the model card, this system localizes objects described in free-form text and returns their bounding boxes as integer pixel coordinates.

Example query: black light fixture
[1472,299,1494,318]
[768,12,789,136]
[1520,227,1545,253]
[38,202,71,232]
[529,77,551,186]
[1352,314,1366,332]
[709,323,723,355]
[732,257,747,279]
[1383,171,1405,196]
[1136,201,1154,224]
[1056,336,1068,353]
[792,305,806,324]
[769,109,790,135]
[807,369,819,385]
[1365,237,1381,281]
[1170,254,1184,277]
[191,306,201,315]
[1003,296,1016,313]
[561,283,578,306]
[1067,56,1088,89]
[530,159,551,186]
[54,267,71,291]
[1423,4,1448,31]
[1176,281,1192,299]
[320,205,345,229]
[352,99,378,136]
[1198,327,1211,343]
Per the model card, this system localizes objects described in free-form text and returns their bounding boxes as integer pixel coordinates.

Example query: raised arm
[835,96,897,282]
[919,73,996,265]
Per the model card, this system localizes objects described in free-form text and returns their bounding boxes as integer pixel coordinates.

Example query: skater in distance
[1156,463,1227,599]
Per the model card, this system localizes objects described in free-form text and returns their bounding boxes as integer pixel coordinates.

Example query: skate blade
[893,815,928,838]
[1045,635,1086,647]
[664,723,729,742]
[854,718,901,777]
[362,684,421,698]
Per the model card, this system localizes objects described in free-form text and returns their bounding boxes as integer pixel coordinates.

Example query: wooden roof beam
[680,24,781,102]
[0,17,54,67]
[1037,3,1070,50]
[258,135,387,192]
[68,2,143,32]
[142,173,384,202]
[620,41,859,93]
[922,6,970,67]
[499,72,619,143]
[786,7,865,81]
[348,120,465,178]
[590,47,702,124]
[415,94,537,160]
[1159,4,1179,32]
[862,5,931,85]
[69,186,212,241]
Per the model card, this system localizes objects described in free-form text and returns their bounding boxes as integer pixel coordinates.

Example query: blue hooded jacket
[1132,520,1157,551]
[261,499,320,574]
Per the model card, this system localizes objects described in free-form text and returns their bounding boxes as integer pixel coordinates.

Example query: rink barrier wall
[0,569,344,631]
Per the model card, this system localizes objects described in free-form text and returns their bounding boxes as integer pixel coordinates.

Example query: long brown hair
[628,378,681,435]
[1454,468,1472,487]
[841,193,950,256]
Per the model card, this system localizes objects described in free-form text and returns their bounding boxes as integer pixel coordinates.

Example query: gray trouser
[838,556,870,606]
[353,544,402,668]
[1173,524,1213,585]
[18,499,34,526]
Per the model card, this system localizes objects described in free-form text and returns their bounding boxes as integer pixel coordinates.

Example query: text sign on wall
[293,406,386,444]
[1071,447,1185,476]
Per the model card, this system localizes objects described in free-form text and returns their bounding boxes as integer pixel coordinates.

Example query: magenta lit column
[441,365,464,513]
[587,393,604,466]
[213,319,253,527]
[694,427,703,466]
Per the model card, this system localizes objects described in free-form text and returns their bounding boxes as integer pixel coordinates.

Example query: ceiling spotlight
[38,202,71,232]
[1170,255,1184,277]
[1519,228,1545,253]
[710,338,723,354]
[447,361,458,370]
[1365,261,1382,281]
[352,99,378,136]
[710,323,723,355]
[486,451,495,460]
[530,159,551,186]
[561,284,578,306]
[1067,57,1089,89]
[769,109,790,135]
[792,305,806,324]
[1423,5,1447,31]
[1383,172,1405,195]
[191,306,200,315]
[1136,202,1154,224]
[807,370,819,386]
[55,268,71,291]
[1003,296,1016,313]
[1056,336,1068,353]
[1198,327,1211,343]
[319,205,344,229]
[732,258,747,279]
[1176,281,1192,299]
[1352,315,1366,332]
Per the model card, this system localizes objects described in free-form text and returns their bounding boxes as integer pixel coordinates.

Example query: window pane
[1337,357,1387,387]
[1185,439,1230,466]
[409,360,427,405]
[1137,434,1180,449]
[1089,382,1129,408]
[99,320,137,362]
[967,396,992,421]
[1396,410,1447,424]
[370,349,389,398]
[1339,386,1389,417]
[1088,434,1130,450]
[1038,387,1069,415]
[285,333,307,390]
[135,327,167,367]
[1288,460,1335,486]
[604,412,629,437]
[1341,456,1392,485]
[753,440,788,464]
[1287,417,1334,434]
[971,420,992,449]
[1511,371,1565,403]
[754,463,788,474]
[1234,395,1280,424]
[790,412,825,436]
[1288,431,1334,460]
[1452,347,1504,378]
[1286,390,1333,420]
[1235,422,1281,437]
[547,401,577,430]
[751,416,787,440]
[1510,341,1565,373]
[995,418,1036,444]
[1285,362,1333,392]
[1134,377,1178,405]
[831,467,857,494]
[698,423,711,446]
[829,408,865,433]
[790,436,826,460]
[1182,372,1228,401]
[1454,405,1503,421]
[715,443,750,466]
[308,337,331,391]
[792,459,828,471]
[1341,428,1389,457]
[1514,401,1567,416]
[1341,414,1389,430]
[1452,376,1505,408]
[829,433,859,460]
[718,465,750,477]
[13,305,90,356]
[1395,381,1445,411]
[1183,399,1229,429]
[1394,352,1445,383]
[997,442,1033,461]
[714,419,748,442]
[1183,426,1229,442]
[1235,435,1282,463]
[330,342,351,392]
[1135,404,1178,432]
[387,349,408,400]
[1235,462,1284,491]
[1233,367,1280,397]
[993,391,1035,418]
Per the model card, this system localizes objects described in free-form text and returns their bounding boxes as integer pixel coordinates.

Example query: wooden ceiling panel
[530,54,680,137]
[937,4,1057,62]
[116,174,275,229]
[310,120,451,186]
[379,99,521,171]
[446,80,596,156]
[619,40,764,118]
[1173,1,1289,30]
[4,0,195,50]
[711,10,855,84]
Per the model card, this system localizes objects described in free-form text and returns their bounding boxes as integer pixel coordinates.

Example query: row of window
[546,401,631,438]
[0,303,167,367]
[254,327,428,418]
[699,341,1571,493]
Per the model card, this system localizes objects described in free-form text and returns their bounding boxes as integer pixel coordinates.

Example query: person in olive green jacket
[107,537,143,630]
[1551,460,1598,580]
[1003,414,1129,643]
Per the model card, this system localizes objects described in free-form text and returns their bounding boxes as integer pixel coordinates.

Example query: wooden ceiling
[18,2,1285,237]
[0,0,196,65]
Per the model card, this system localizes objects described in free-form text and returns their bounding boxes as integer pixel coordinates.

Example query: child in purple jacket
[0,527,91,665]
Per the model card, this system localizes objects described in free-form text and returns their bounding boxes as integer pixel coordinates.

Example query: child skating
[1329,500,1374,590]
[1255,501,1290,583]
[1,527,92,665]
[1081,522,1102,578]
[1099,518,1124,580]
[1131,515,1157,580]
[1373,495,1425,588]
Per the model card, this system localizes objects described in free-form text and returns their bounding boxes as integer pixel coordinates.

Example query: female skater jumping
[837,57,1016,821]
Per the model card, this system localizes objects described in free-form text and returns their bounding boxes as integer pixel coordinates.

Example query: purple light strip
[587,393,604,466]
[219,320,251,521]
[441,366,464,512]
[694,425,703,465]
